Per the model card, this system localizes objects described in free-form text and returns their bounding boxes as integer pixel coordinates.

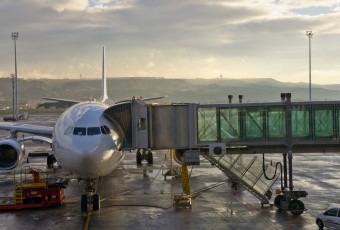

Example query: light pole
[11,74,15,118]
[306,31,313,101]
[11,32,19,118]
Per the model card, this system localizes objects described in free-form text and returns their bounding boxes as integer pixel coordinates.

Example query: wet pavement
[0,113,339,230]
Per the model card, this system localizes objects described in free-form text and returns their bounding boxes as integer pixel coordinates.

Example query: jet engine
[0,139,25,170]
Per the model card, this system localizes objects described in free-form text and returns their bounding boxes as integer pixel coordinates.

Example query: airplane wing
[142,96,167,102]
[0,122,53,138]
[115,96,167,105]
[41,97,80,104]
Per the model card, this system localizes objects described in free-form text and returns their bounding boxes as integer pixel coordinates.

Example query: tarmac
[0,113,339,230]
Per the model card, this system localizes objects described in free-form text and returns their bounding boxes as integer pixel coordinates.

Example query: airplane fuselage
[52,102,124,178]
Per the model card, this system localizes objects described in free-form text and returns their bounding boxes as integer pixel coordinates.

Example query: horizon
[2,75,340,87]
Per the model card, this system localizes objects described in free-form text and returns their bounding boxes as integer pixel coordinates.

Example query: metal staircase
[202,153,279,205]
[14,187,23,204]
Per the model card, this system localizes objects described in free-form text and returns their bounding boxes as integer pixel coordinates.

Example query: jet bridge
[105,95,340,153]
[104,93,340,215]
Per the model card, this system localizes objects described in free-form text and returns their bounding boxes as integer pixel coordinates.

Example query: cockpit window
[64,126,74,135]
[73,127,86,136]
[87,127,101,136]
[101,126,111,135]
[71,126,111,136]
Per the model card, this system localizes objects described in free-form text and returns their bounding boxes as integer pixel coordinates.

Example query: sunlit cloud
[0,0,340,83]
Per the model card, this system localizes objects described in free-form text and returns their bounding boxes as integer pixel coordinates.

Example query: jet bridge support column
[274,93,308,216]
[286,93,294,191]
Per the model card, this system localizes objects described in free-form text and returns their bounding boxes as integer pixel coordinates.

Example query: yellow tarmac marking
[84,210,92,230]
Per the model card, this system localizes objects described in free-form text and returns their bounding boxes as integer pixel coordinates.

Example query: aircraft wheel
[274,195,284,209]
[93,194,100,211]
[81,194,88,212]
[147,151,153,165]
[136,150,142,165]
[289,199,304,216]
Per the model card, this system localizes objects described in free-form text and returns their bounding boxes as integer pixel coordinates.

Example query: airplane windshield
[88,127,101,136]
[73,127,86,136]
[64,126,74,135]
[71,126,111,136]
[101,126,111,135]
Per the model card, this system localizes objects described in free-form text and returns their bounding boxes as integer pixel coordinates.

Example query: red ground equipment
[0,168,66,210]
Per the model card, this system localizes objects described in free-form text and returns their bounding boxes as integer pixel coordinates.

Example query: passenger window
[88,127,101,136]
[324,208,337,217]
[73,127,86,136]
[338,209,340,217]
[101,126,111,135]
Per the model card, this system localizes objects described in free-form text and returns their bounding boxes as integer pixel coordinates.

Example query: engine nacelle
[0,139,25,170]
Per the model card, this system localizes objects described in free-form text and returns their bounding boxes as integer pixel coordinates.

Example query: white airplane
[0,47,160,211]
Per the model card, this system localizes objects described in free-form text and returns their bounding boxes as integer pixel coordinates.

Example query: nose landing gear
[80,178,101,212]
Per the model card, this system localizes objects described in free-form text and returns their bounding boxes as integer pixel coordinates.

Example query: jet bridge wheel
[289,199,304,216]
[81,194,88,212]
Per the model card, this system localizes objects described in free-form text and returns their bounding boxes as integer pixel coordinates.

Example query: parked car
[3,112,29,122]
[3,116,18,121]
[315,207,340,229]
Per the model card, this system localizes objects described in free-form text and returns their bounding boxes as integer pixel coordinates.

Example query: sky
[0,0,340,84]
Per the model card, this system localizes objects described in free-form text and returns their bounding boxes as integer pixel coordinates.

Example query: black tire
[81,194,88,212]
[147,151,153,165]
[136,150,142,165]
[93,194,100,211]
[289,199,304,216]
[274,195,284,209]
[316,219,324,230]
[231,182,237,190]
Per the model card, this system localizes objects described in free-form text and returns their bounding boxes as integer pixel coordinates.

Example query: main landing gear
[80,178,101,212]
[136,149,153,165]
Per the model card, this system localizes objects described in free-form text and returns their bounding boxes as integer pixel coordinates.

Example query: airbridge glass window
[88,127,101,136]
[73,127,86,136]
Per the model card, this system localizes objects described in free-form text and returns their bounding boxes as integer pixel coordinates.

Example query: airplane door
[131,99,150,149]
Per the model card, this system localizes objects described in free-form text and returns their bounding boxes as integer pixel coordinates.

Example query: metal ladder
[202,153,279,205]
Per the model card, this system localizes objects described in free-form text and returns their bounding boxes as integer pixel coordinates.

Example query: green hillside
[1,77,340,109]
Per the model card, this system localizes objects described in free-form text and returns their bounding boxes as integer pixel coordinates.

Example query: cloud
[31,0,88,11]
[0,0,340,83]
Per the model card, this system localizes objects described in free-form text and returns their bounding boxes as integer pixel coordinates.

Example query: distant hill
[1,77,340,108]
